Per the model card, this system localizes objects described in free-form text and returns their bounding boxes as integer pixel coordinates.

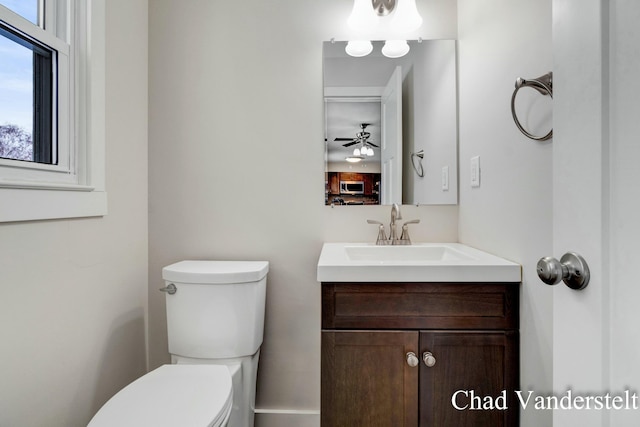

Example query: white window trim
[0,0,107,222]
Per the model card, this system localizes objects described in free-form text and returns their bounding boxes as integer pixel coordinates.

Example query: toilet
[89,260,268,427]
[88,364,233,427]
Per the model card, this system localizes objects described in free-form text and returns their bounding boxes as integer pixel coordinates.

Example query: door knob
[537,252,590,290]
[406,352,419,367]
[423,351,436,367]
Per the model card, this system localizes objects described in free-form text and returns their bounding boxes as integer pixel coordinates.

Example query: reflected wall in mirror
[323,40,458,206]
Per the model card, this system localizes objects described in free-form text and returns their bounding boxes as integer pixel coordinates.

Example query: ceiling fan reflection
[334,123,379,149]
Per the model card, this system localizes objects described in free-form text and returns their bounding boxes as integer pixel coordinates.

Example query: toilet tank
[162,260,268,359]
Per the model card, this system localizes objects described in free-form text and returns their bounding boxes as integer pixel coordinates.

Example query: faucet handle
[399,219,420,244]
[367,220,389,245]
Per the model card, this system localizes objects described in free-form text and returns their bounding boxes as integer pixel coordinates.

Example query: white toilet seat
[88,364,233,427]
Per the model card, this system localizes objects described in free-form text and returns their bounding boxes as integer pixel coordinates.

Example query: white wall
[457,1,553,427]
[147,1,457,426]
[0,1,149,426]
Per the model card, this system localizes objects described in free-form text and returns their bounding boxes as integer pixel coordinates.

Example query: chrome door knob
[423,351,436,367]
[406,352,419,367]
[537,252,590,290]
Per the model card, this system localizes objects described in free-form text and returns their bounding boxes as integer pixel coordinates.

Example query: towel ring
[511,72,553,141]
[411,150,424,177]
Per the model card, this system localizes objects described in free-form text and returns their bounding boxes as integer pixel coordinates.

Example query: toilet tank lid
[162,260,269,284]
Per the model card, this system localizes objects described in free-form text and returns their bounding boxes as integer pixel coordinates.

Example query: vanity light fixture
[388,0,422,33]
[345,40,373,57]
[381,39,410,58]
[347,0,379,32]
[346,0,423,58]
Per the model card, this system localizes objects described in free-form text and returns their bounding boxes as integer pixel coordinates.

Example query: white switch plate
[441,166,449,191]
[470,156,480,187]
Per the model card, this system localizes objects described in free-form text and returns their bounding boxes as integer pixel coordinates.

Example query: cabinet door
[322,331,419,427]
[419,331,519,427]
[328,172,339,194]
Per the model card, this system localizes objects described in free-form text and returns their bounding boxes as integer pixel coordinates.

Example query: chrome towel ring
[511,72,553,141]
[411,150,424,177]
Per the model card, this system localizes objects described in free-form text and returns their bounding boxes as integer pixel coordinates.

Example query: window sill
[0,186,107,222]
[0,180,94,191]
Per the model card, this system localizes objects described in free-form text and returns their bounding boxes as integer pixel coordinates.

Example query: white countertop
[317,242,521,283]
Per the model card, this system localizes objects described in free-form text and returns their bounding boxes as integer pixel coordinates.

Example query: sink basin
[317,243,521,283]
[344,244,475,262]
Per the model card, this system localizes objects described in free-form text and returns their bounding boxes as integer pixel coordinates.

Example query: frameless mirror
[323,40,458,206]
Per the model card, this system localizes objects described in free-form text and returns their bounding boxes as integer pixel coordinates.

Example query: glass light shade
[382,40,410,58]
[353,147,361,156]
[346,156,363,163]
[347,0,378,32]
[390,0,423,33]
[345,40,373,57]
[367,147,374,156]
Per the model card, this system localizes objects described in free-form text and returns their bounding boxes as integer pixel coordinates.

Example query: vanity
[317,243,521,427]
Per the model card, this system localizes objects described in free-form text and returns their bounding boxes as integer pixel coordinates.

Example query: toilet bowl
[88,364,233,427]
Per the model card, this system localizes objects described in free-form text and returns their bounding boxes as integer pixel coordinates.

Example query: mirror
[323,40,458,206]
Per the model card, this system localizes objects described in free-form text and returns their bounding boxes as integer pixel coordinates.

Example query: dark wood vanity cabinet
[321,282,520,427]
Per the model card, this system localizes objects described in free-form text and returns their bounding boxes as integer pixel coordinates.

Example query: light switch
[470,156,480,187]
[441,166,449,191]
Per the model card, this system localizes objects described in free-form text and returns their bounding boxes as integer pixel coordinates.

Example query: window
[0,0,70,183]
[0,23,54,164]
[0,0,107,222]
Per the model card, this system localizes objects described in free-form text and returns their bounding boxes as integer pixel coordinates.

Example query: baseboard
[254,409,320,427]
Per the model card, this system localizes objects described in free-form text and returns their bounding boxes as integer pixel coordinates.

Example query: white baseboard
[254,409,320,427]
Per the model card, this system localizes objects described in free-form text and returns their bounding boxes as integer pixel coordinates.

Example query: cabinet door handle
[423,351,436,367]
[406,352,419,367]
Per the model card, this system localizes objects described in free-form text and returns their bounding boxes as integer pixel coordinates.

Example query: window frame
[0,0,107,222]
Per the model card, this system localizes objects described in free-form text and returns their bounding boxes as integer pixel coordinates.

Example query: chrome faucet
[389,203,402,242]
[367,204,420,245]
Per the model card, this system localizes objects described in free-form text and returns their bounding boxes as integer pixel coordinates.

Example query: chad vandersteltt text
[451,389,639,411]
